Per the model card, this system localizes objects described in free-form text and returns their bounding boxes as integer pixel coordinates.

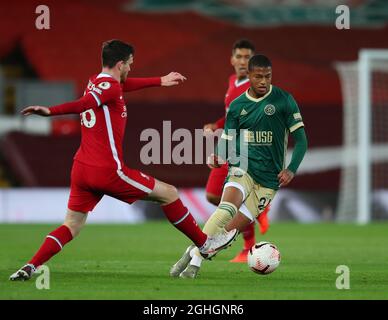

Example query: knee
[206,193,221,206]
[163,184,179,205]
[64,218,85,238]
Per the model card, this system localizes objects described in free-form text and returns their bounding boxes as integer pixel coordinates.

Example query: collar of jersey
[235,77,249,87]
[245,85,272,103]
[97,72,114,79]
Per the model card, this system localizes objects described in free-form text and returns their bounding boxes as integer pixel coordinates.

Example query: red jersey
[75,73,127,168]
[215,74,250,129]
[50,73,160,169]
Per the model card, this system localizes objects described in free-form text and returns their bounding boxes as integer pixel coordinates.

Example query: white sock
[189,247,196,258]
[189,247,203,267]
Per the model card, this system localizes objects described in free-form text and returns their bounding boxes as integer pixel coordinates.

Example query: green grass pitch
[0,222,387,300]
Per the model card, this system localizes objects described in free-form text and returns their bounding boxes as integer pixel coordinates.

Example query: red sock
[242,222,256,250]
[258,205,270,235]
[29,225,73,268]
[162,199,207,248]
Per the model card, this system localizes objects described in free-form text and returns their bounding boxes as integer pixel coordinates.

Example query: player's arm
[20,93,98,117]
[278,127,308,187]
[21,82,120,116]
[208,104,239,168]
[122,72,186,92]
[214,116,225,129]
[278,94,308,187]
[204,77,232,132]
[204,116,225,133]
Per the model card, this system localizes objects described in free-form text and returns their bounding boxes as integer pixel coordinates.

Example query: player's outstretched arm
[160,72,186,86]
[22,93,99,117]
[122,72,186,92]
[20,106,51,116]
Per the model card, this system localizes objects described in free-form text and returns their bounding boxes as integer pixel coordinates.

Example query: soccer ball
[247,241,281,275]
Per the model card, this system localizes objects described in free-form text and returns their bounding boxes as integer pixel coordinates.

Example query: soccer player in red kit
[203,39,270,263]
[10,40,237,281]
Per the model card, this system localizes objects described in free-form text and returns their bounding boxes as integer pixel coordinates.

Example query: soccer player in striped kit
[10,39,237,281]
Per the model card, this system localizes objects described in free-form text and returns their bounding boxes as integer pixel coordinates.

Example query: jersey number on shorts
[258,197,271,212]
[81,109,96,128]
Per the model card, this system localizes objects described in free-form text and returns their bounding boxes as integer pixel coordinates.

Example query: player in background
[203,39,270,264]
[171,54,308,278]
[10,40,237,281]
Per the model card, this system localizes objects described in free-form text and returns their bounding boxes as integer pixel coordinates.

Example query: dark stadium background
[0,0,387,222]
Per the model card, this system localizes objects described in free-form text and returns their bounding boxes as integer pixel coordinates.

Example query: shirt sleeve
[50,81,120,115]
[288,127,308,174]
[88,81,121,107]
[285,94,304,133]
[49,93,98,115]
[122,77,161,92]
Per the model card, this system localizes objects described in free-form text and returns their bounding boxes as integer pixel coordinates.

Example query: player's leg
[225,185,276,234]
[229,221,256,263]
[174,177,251,278]
[109,166,237,259]
[10,210,88,281]
[206,193,221,206]
[175,185,247,278]
[145,179,206,247]
[145,178,238,256]
[230,204,272,263]
[178,186,274,276]
[230,202,272,262]
[30,210,87,266]
[228,170,256,262]
[175,169,255,278]
[205,164,228,206]
[183,187,259,273]
[257,204,271,235]
[64,209,88,237]
[10,161,101,281]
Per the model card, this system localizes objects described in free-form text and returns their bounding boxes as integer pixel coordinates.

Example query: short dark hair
[102,39,134,68]
[248,54,272,71]
[232,39,255,54]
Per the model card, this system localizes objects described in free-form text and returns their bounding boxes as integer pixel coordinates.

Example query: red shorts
[205,163,228,197]
[68,161,156,213]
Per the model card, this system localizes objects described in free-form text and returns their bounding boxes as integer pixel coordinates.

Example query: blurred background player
[202,39,270,263]
[9,40,237,281]
[171,54,308,278]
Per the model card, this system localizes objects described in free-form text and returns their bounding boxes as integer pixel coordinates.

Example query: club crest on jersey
[264,104,276,116]
[98,82,111,90]
[87,81,102,94]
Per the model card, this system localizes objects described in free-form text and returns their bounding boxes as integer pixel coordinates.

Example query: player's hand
[207,153,225,169]
[278,169,294,187]
[203,123,218,135]
[161,72,187,86]
[20,106,51,117]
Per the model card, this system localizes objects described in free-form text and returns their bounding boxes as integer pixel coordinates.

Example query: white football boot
[179,264,200,279]
[170,245,195,277]
[199,228,238,259]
